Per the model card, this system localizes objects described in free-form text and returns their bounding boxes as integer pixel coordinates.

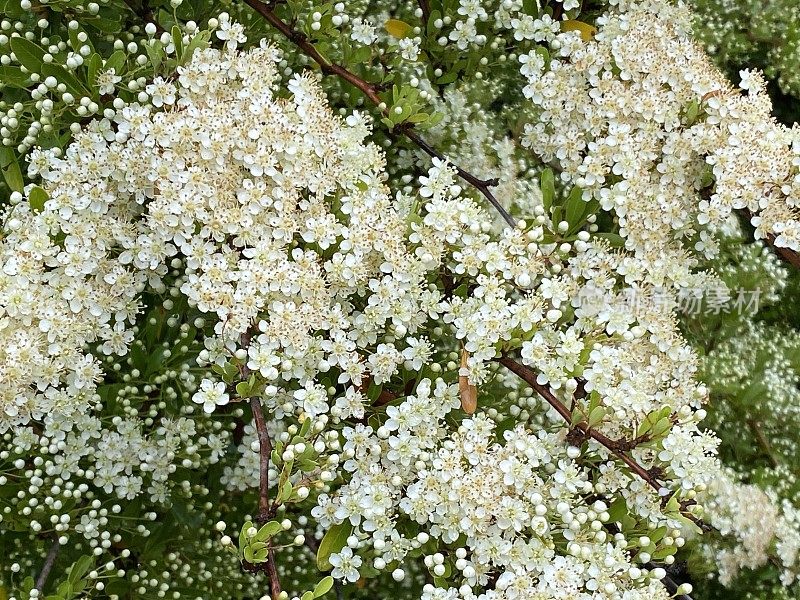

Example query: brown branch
[498,356,706,529]
[35,539,60,592]
[247,395,283,600]
[250,397,273,521]
[402,128,516,226]
[242,0,382,105]
[739,209,800,270]
[239,326,282,599]
[417,0,431,26]
[498,357,661,489]
[266,545,281,600]
[759,227,800,269]
[241,0,516,228]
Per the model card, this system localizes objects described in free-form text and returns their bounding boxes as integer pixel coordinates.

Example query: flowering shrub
[1,1,799,600]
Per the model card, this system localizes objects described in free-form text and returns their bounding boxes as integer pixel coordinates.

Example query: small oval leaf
[316,522,352,571]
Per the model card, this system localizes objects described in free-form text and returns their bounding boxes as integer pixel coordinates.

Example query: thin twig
[402,128,516,226]
[498,356,706,529]
[250,397,273,521]
[35,539,61,592]
[241,0,516,227]
[498,356,661,490]
[248,395,282,600]
[417,0,431,25]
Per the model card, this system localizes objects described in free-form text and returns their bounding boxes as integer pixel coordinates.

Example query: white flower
[399,37,420,61]
[293,382,330,418]
[350,18,376,45]
[448,20,477,49]
[329,546,363,582]
[215,12,247,50]
[145,77,176,107]
[96,68,122,95]
[192,379,230,414]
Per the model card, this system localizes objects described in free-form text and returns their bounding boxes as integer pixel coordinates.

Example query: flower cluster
[519,0,800,287]
[700,470,800,586]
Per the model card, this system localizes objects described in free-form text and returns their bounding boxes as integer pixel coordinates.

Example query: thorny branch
[241,0,517,228]
[238,331,282,599]
[497,356,706,529]
[247,395,283,600]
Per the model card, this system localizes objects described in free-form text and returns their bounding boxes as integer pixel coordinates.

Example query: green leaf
[425,111,444,128]
[145,40,165,72]
[28,186,48,212]
[0,66,31,88]
[254,521,282,542]
[56,581,73,598]
[171,25,184,60]
[235,380,251,398]
[407,112,430,124]
[105,50,127,74]
[41,63,89,97]
[683,99,700,125]
[10,37,45,72]
[0,147,24,193]
[278,480,293,503]
[435,70,458,85]
[594,232,625,247]
[651,417,672,438]
[540,168,555,213]
[426,10,441,35]
[180,30,210,65]
[606,497,628,523]
[253,547,270,562]
[87,16,122,33]
[564,186,588,231]
[314,576,334,597]
[67,555,93,585]
[350,45,371,65]
[587,406,606,428]
[87,53,103,91]
[316,522,353,571]
[239,520,254,553]
[651,545,678,560]
[301,592,314,600]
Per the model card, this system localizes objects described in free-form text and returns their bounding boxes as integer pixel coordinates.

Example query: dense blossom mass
[519,0,800,285]
[1,1,800,599]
